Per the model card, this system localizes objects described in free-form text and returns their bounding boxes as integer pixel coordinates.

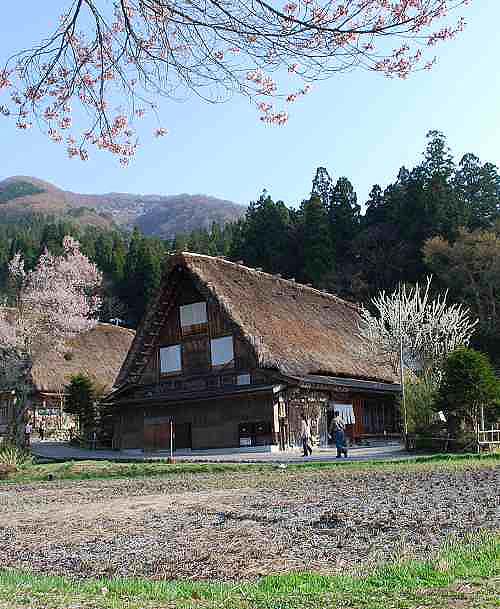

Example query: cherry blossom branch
[0,0,471,163]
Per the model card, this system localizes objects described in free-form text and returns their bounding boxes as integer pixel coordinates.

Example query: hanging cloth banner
[330,402,356,425]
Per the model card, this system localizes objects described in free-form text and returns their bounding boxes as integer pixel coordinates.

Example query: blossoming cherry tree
[0,236,102,446]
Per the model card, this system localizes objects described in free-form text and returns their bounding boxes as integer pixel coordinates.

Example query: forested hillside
[0,131,498,364]
[0,176,245,238]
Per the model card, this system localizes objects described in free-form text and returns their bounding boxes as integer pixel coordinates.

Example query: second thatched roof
[31,323,135,394]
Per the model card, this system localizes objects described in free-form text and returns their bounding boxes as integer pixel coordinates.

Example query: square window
[180,302,207,327]
[160,345,182,374]
[237,373,251,385]
[211,335,234,366]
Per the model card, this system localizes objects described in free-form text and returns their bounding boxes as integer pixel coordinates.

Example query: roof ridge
[178,252,360,311]
[96,322,135,335]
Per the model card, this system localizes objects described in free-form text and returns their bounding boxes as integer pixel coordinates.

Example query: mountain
[0,176,246,238]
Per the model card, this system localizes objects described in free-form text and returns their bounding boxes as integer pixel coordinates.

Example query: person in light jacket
[329,411,348,458]
[300,413,312,457]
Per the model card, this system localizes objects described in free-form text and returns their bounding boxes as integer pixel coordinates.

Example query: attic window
[211,335,234,367]
[180,302,207,327]
[160,345,182,374]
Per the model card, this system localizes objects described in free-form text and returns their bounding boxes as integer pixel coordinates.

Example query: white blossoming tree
[358,277,478,379]
[0,236,102,446]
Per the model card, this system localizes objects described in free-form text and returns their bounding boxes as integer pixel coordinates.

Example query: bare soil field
[1,464,498,581]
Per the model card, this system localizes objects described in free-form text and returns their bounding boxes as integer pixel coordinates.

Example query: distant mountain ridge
[0,176,246,238]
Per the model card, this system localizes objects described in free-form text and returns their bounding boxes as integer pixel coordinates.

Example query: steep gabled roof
[116,253,397,386]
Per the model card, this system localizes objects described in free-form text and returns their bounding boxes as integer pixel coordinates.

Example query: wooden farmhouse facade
[0,323,135,439]
[109,253,401,453]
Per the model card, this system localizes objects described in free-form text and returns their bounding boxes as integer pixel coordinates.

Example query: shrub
[64,374,97,438]
[435,347,500,441]
[0,442,34,469]
[403,376,438,434]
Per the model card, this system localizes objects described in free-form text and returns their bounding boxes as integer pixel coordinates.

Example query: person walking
[300,413,313,457]
[38,424,44,441]
[24,421,33,448]
[329,411,348,458]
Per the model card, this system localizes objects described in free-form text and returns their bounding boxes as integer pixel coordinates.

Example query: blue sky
[0,2,498,208]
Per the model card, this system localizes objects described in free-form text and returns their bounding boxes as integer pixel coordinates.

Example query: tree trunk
[8,388,33,448]
[1,352,34,448]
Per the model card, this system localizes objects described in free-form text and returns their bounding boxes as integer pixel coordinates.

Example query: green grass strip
[0,532,498,609]
[2,451,498,486]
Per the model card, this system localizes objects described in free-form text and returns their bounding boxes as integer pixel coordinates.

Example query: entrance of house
[175,422,192,450]
[144,418,192,452]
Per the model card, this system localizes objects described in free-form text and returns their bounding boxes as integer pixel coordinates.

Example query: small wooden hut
[0,323,135,438]
[108,253,401,452]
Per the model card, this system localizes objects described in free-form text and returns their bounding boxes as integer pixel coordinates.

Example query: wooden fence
[478,429,500,447]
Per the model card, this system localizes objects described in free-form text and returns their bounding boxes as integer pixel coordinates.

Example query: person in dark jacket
[329,411,348,458]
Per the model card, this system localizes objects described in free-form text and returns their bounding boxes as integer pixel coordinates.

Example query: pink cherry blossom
[0,237,102,363]
[59,116,72,129]
[0,70,12,89]
[0,0,471,162]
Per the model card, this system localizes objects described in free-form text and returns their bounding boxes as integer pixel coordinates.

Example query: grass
[0,533,498,608]
[1,452,498,485]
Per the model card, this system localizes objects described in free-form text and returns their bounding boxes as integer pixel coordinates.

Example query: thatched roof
[0,312,134,394]
[29,323,135,393]
[118,253,397,385]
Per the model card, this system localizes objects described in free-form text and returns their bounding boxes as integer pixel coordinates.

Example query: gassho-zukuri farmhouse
[107,253,402,453]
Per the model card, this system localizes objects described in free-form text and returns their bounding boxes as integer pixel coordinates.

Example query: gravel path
[1,465,498,581]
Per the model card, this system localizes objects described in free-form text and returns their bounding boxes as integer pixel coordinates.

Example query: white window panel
[180,302,207,327]
[211,335,234,366]
[237,373,251,385]
[330,402,355,424]
[160,345,182,373]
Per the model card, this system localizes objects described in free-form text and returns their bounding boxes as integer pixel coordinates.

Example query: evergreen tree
[233,192,293,274]
[171,232,189,252]
[39,223,61,255]
[364,184,386,226]
[94,232,115,274]
[64,374,97,438]
[454,153,500,230]
[329,177,360,258]
[421,130,455,179]
[300,195,334,286]
[121,228,145,324]
[311,167,334,208]
[435,348,500,442]
[110,233,126,283]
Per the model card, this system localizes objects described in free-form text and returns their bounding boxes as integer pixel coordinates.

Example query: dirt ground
[1,464,499,581]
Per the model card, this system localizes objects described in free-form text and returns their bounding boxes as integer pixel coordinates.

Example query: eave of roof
[286,374,402,394]
[108,383,275,406]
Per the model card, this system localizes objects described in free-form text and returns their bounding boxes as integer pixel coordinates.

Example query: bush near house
[435,347,500,448]
[64,373,109,446]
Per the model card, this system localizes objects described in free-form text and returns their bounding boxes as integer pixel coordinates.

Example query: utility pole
[398,284,408,446]
[168,416,175,464]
